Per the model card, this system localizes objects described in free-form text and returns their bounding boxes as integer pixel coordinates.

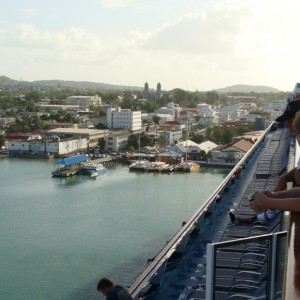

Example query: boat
[128,160,150,171]
[175,160,200,172]
[146,161,174,173]
[52,155,89,177]
[79,162,108,177]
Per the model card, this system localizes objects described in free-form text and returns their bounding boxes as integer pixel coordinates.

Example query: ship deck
[129,124,293,299]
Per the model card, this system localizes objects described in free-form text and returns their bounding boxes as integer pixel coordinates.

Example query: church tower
[155,82,162,100]
[143,82,149,99]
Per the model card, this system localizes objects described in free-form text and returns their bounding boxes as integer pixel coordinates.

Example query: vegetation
[7,115,46,132]
[127,133,154,150]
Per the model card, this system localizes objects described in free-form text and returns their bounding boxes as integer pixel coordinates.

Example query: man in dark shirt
[97,278,133,300]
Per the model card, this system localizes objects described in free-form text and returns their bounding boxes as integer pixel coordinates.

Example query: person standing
[274,99,300,191]
[97,278,133,300]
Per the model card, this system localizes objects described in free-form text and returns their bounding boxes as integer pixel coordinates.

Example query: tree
[25,91,41,103]
[152,115,161,125]
[95,123,107,129]
[171,88,188,105]
[127,134,139,149]
[98,138,105,150]
[0,134,5,147]
[190,134,205,144]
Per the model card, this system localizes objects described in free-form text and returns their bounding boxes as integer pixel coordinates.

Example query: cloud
[18,8,36,17]
[2,0,300,91]
[142,8,250,55]
[97,0,133,8]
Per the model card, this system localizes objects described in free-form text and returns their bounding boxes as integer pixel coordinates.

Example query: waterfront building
[106,107,141,131]
[210,138,254,163]
[198,140,218,154]
[156,129,182,146]
[48,128,108,147]
[7,137,88,157]
[104,130,131,152]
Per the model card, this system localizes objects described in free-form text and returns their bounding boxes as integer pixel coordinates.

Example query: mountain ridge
[216,84,280,93]
[0,75,282,93]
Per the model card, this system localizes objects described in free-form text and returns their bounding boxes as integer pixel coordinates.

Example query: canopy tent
[54,155,90,165]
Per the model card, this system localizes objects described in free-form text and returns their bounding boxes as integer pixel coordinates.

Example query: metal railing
[129,124,274,298]
[206,231,287,300]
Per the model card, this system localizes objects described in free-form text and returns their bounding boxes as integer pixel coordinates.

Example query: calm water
[0,158,229,300]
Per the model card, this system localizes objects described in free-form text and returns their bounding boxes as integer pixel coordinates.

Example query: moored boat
[128,160,150,171]
[147,161,174,173]
[175,160,200,172]
[79,162,108,177]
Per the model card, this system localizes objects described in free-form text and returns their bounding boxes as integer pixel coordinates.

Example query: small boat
[79,162,108,177]
[175,161,200,172]
[128,160,150,171]
[147,162,173,172]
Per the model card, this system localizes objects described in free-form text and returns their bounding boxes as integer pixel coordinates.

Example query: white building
[196,104,218,126]
[264,102,286,111]
[105,131,131,152]
[64,95,102,108]
[198,141,218,153]
[143,113,174,125]
[107,107,141,131]
[218,105,242,123]
[8,138,88,156]
[154,102,181,119]
[196,103,212,114]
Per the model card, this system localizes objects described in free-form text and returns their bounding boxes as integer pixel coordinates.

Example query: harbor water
[0,158,229,300]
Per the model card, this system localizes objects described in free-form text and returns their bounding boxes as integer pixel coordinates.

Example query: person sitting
[97,278,133,300]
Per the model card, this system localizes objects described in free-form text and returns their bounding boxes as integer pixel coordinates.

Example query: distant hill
[0,75,281,93]
[216,84,280,94]
[31,80,142,91]
[0,75,18,85]
[0,76,142,91]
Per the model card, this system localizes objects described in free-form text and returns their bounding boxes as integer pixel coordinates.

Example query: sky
[0,0,299,92]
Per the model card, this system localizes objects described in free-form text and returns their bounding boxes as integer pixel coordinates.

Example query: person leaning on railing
[275,103,300,191]
[250,189,300,213]
[229,104,300,224]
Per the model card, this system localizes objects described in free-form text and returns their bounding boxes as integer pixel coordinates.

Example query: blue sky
[0,0,299,92]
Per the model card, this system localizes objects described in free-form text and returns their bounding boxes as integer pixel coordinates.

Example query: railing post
[206,243,215,300]
[269,233,278,300]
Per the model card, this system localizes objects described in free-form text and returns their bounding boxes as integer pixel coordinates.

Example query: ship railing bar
[184,122,273,232]
[269,233,278,300]
[129,124,274,297]
[206,231,287,300]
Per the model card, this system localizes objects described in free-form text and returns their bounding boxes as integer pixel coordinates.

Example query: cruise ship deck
[128,123,299,300]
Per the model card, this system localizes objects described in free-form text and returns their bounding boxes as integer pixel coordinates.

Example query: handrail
[129,122,274,298]
[206,231,287,300]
